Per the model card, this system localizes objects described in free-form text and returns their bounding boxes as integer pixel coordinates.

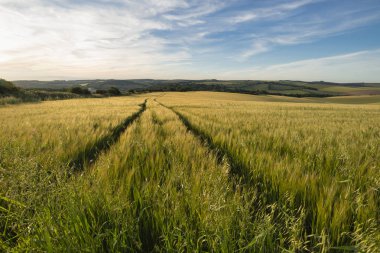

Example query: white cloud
[221,49,380,82]
[238,2,380,60]
[240,41,270,59]
[230,0,320,24]
[0,0,220,80]
[0,0,379,81]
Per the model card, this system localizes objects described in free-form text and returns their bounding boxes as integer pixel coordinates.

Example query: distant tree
[108,87,121,96]
[0,79,20,95]
[95,89,108,95]
[70,87,91,95]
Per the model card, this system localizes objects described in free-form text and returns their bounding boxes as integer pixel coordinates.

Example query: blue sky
[0,0,379,82]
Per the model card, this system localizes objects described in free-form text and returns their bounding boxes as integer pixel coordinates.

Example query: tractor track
[155,99,253,185]
[155,99,322,244]
[69,99,147,172]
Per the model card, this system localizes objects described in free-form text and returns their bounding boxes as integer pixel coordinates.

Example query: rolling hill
[13,79,380,97]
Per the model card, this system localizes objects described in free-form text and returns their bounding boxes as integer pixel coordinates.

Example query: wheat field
[1,92,379,252]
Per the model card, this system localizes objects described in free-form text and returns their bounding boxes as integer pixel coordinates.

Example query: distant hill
[13,79,152,91]
[13,79,380,97]
[0,79,23,96]
[0,79,84,105]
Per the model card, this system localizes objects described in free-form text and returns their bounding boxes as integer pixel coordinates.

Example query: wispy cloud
[221,49,380,82]
[238,3,380,60]
[162,0,226,27]
[230,0,320,24]
[0,0,223,79]
[0,0,379,80]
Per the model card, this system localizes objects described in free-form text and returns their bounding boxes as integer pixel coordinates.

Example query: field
[1,92,379,252]
[13,79,380,97]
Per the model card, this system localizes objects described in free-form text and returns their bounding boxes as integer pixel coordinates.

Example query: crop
[0,97,144,250]
[157,92,380,252]
[1,92,379,252]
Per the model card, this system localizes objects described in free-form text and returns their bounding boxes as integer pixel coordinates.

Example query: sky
[0,0,379,82]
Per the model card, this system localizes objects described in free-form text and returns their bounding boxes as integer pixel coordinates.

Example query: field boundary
[69,99,147,172]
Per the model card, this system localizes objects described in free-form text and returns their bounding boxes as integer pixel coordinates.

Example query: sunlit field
[1,92,379,252]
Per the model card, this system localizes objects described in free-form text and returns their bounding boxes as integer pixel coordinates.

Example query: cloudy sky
[0,0,379,82]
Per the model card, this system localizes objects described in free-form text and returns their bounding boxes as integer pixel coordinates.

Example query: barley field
[1,92,379,252]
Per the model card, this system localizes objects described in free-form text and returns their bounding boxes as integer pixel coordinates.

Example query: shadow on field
[155,99,250,182]
[69,99,147,172]
[156,99,323,246]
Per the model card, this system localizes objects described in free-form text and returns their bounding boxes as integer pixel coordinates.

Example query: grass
[34,101,246,251]
[0,97,144,250]
[317,85,380,93]
[0,96,24,105]
[0,78,86,106]
[157,92,380,251]
[1,92,379,252]
[310,95,380,104]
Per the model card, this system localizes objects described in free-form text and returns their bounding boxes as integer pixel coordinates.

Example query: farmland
[1,92,379,252]
[12,79,380,97]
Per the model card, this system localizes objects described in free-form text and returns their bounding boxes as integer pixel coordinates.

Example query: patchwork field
[1,92,379,252]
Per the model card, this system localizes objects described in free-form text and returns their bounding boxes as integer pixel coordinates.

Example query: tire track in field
[155,100,287,236]
[155,100,253,185]
[69,99,147,172]
[156,100,320,245]
[155,100,289,213]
